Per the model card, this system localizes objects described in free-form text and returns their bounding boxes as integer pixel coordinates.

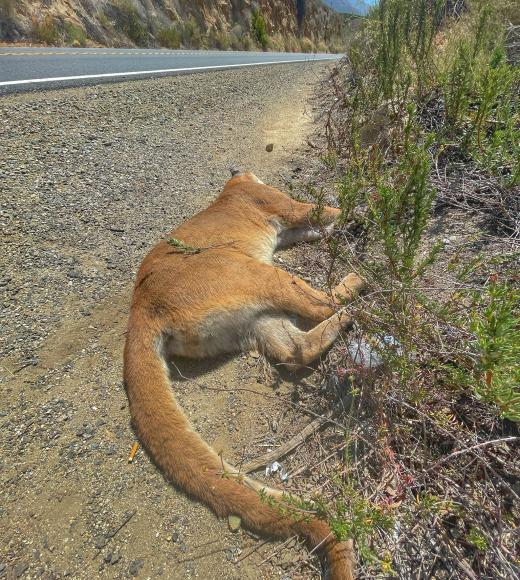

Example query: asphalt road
[0,47,340,92]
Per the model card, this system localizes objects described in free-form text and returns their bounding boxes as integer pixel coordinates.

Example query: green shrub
[251,9,269,50]
[64,21,87,47]
[367,131,436,281]
[469,48,520,184]
[375,0,441,103]
[180,16,202,49]
[439,5,520,183]
[157,26,180,49]
[96,10,112,30]
[117,0,149,47]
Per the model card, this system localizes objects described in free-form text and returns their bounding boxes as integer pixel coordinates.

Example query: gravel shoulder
[0,63,330,580]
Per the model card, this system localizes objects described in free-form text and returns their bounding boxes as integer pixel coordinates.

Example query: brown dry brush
[286,0,520,578]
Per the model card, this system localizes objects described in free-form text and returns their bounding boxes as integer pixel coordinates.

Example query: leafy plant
[466,526,489,551]
[368,127,436,280]
[471,279,520,421]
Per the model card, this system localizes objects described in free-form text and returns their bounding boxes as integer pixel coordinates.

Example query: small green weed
[166,238,200,255]
[466,526,489,551]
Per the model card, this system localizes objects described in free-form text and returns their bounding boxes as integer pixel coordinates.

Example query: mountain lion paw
[334,273,366,303]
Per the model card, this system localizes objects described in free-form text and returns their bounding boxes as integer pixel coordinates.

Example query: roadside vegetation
[22,4,345,53]
[271,0,519,577]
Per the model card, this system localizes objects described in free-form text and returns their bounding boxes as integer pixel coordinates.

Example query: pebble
[104,552,121,565]
[14,563,28,578]
[228,514,241,532]
[129,559,144,576]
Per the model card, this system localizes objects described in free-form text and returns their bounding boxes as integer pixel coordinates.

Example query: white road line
[0,57,338,87]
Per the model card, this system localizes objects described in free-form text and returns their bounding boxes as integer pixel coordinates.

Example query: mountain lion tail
[123,317,355,580]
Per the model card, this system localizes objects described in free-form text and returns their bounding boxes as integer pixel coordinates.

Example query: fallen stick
[242,405,338,474]
[91,510,136,559]
[426,436,519,472]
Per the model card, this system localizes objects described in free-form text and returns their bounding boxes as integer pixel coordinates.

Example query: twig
[426,437,519,472]
[258,536,297,567]
[234,539,270,564]
[92,510,136,558]
[176,547,230,564]
[242,405,338,473]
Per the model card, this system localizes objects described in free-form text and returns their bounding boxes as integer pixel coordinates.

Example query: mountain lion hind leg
[255,310,350,368]
[255,269,365,368]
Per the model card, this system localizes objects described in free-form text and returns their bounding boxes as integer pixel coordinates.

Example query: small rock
[14,563,28,578]
[129,559,144,576]
[94,535,106,549]
[105,552,120,565]
[265,143,274,152]
[228,514,241,532]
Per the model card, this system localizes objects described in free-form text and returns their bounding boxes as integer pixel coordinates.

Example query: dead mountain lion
[124,172,364,579]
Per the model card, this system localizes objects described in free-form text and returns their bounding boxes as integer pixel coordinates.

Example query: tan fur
[124,173,364,579]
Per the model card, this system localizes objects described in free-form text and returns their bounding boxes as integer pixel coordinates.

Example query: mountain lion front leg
[260,266,365,323]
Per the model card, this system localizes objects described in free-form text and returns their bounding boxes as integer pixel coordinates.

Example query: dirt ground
[0,63,334,579]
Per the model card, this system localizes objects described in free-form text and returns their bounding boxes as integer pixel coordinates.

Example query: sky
[321,1,379,16]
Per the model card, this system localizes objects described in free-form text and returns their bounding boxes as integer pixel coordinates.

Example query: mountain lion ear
[224,171,265,190]
[228,167,263,183]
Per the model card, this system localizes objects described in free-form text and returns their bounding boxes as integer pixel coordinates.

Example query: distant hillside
[0,0,349,52]
[322,0,372,15]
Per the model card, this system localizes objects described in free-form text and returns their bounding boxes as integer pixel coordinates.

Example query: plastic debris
[265,461,289,482]
[128,442,139,463]
[347,335,401,369]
